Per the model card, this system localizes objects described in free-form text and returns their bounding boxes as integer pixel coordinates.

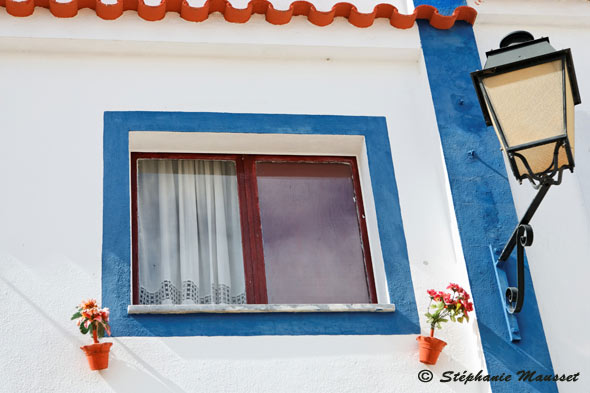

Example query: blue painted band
[418,21,556,392]
[102,111,419,336]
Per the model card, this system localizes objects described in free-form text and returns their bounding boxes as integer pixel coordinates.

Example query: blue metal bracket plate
[489,245,521,342]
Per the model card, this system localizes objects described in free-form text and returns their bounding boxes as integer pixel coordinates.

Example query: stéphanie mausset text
[440,370,580,385]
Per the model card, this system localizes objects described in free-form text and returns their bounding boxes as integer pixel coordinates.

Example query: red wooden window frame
[131,152,378,305]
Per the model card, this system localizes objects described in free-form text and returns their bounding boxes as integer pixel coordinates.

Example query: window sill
[127,303,395,314]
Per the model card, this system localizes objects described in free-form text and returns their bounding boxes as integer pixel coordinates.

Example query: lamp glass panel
[513,143,569,177]
[510,66,576,177]
[483,59,566,150]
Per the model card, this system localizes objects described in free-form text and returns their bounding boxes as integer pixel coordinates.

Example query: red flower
[443,293,452,304]
[433,292,443,302]
[447,283,465,293]
[427,289,437,297]
[458,298,473,313]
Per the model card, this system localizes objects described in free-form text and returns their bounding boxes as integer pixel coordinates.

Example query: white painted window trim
[128,131,391,309]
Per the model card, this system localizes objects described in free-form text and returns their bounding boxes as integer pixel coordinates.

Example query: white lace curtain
[137,159,246,305]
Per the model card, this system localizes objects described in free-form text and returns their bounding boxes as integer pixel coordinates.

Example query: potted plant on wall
[72,299,113,371]
[416,283,474,365]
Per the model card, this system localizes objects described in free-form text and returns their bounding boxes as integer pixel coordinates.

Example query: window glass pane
[136,159,245,305]
[256,161,371,304]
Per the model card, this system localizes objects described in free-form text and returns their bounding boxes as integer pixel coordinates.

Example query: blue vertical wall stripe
[102,111,420,336]
[418,21,557,392]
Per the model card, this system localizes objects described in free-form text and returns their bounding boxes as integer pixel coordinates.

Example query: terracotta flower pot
[416,336,447,365]
[80,342,113,370]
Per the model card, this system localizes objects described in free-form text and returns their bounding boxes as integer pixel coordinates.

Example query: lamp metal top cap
[500,31,535,48]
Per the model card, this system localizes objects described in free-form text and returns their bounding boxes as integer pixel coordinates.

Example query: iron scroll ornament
[504,224,533,314]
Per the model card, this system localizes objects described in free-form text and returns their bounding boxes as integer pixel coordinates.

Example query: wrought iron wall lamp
[470,31,581,334]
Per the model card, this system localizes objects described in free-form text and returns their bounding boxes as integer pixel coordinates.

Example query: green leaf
[98,323,105,339]
[79,323,89,335]
[71,312,82,320]
[458,317,464,323]
[450,315,456,322]
[438,318,448,323]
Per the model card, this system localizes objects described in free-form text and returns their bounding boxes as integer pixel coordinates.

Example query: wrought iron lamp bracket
[489,144,562,342]
[495,180,551,315]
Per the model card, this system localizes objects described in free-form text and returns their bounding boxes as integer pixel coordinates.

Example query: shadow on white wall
[102,341,187,393]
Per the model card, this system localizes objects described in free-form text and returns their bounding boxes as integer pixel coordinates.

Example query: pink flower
[100,308,110,322]
[74,299,112,340]
[427,289,437,297]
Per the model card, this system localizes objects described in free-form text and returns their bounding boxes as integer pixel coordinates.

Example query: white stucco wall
[472,1,590,391]
[0,10,489,393]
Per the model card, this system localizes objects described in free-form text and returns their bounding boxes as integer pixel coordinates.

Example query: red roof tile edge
[0,0,477,29]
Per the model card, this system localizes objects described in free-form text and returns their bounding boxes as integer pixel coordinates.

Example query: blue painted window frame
[102,111,419,336]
